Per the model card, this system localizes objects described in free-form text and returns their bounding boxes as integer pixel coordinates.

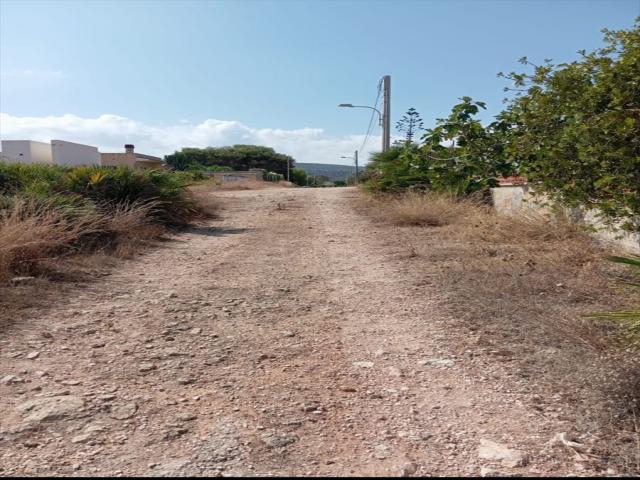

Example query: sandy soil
[0,187,595,476]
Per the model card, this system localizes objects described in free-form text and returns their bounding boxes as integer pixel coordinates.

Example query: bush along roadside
[364,20,640,233]
[0,162,213,283]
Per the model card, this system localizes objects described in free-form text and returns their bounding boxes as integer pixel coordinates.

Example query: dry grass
[368,190,488,227]
[214,179,295,191]
[358,190,640,473]
[0,197,170,283]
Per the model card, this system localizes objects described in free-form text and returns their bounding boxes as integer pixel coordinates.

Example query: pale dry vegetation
[214,179,295,191]
[359,191,640,472]
[372,190,484,227]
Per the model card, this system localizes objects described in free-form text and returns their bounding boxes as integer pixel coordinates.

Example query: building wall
[0,140,53,164]
[51,139,100,166]
[100,152,136,168]
[491,185,640,254]
[210,171,263,183]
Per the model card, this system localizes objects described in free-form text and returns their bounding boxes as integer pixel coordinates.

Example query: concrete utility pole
[382,75,391,152]
[354,149,359,185]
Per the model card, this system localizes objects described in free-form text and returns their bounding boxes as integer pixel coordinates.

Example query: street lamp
[338,103,383,126]
[340,152,359,185]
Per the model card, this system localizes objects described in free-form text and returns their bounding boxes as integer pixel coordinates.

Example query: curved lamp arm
[338,103,383,125]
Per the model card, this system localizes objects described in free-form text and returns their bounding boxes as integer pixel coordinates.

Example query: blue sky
[1,0,638,164]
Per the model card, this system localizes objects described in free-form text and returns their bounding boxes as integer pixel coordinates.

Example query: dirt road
[1,187,586,476]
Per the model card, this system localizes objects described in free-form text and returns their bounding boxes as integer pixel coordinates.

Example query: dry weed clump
[0,198,171,283]
[370,190,488,227]
[0,197,103,282]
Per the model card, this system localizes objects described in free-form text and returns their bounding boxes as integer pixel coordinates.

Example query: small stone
[418,358,456,368]
[283,331,295,337]
[166,291,178,299]
[373,443,392,459]
[91,342,106,348]
[478,439,527,468]
[97,394,117,402]
[388,366,404,377]
[177,377,195,385]
[71,433,92,444]
[352,361,374,368]
[26,351,40,360]
[138,363,157,373]
[189,328,202,335]
[110,402,137,420]
[1,375,19,384]
[61,380,81,386]
[400,461,418,476]
[261,432,297,448]
[17,396,85,423]
[177,413,197,421]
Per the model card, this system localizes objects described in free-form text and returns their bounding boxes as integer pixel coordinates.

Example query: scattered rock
[164,427,189,440]
[166,291,178,299]
[418,358,455,368]
[352,361,374,369]
[261,432,297,448]
[71,433,93,444]
[97,394,117,402]
[400,461,418,476]
[478,439,528,468]
[109,402,137,420]
[387,366,404,377]
[189,328,202,335]
[283,331,296,337]
[91,342,106,348]
[138,363,157,373]
[177,377,195,385]
[1,375,22,384]
[373,443,392,459]
[16,396,85,423]
[61,380,81,386]
[26,351,40,360]
[177,413,198,421]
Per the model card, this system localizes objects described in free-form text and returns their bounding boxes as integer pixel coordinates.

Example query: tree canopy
[165,145,295,177]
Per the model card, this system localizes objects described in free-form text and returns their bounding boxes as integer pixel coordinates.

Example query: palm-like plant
[588,256,640,336]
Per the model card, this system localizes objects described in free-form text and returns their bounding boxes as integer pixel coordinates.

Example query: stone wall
[490,185,640,254]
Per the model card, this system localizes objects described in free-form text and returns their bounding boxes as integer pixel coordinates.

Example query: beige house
[100,144,166,170]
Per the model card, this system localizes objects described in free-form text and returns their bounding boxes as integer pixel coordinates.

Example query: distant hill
[295,163,357,182]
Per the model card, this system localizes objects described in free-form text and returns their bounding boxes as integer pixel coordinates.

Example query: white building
[0,140,54,164]
[2,139,101,167]
[51,139,100,166]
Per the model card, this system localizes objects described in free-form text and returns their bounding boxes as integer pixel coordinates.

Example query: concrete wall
[100,152,136,168]
[51,139,100,166]
[210,171,263,183]
[0,140,53,164]
[491,185,640,254]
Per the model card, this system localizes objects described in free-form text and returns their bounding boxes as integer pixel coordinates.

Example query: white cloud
[0,69,66,80]
[0,113,382,165]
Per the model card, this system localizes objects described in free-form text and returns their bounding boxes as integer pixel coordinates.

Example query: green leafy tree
[289,167,309,186]
[499,20,640,230]
[165,145,295,176]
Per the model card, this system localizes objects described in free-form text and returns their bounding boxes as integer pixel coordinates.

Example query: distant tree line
[165,145,295,176]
